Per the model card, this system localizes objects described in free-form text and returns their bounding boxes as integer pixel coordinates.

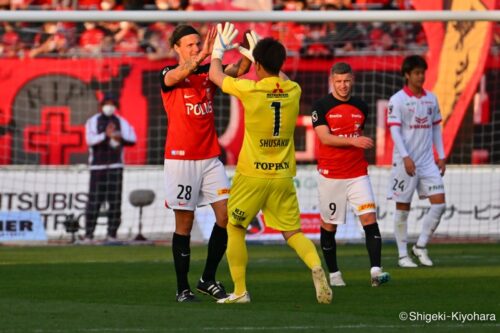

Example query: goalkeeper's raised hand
[211,22,239,60]
[238,30,259,63]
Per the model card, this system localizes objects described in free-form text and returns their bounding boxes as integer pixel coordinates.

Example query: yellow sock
[227,223,248,296]
[287,232,321,270]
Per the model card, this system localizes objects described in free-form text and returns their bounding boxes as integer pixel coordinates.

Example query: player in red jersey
[311,62,390,287]
[160,23,251,302]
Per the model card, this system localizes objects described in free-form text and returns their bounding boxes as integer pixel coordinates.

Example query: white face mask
[102,105,116,117]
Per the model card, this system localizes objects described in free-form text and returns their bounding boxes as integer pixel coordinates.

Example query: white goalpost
[0,9,499,243]
[2,9,499,22]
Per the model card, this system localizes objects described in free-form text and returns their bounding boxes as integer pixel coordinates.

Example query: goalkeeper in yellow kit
[209,25,332,304]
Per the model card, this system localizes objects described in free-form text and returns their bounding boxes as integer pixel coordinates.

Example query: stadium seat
[129,189,155,241]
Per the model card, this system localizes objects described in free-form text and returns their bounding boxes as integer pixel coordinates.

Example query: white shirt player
[387,86,443,168]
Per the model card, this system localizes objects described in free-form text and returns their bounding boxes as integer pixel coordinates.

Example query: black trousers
[85,168,123,238]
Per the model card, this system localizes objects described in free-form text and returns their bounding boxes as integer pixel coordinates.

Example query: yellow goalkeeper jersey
[222,76,301,178]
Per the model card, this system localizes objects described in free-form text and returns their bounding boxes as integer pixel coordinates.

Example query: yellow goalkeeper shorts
[228,172,301,231]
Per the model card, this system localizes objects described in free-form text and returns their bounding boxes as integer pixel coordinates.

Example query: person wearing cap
[159,23,251,303]
[83,93,137,243]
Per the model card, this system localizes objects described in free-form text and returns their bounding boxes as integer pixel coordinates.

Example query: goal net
[0,5,499,243]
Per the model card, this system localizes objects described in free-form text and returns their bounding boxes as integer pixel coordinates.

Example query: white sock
[394,209,410,257]
[416,203,446,248]
[370,266,382,276]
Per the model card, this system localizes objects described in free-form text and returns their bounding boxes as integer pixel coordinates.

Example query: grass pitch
[0,243,499,333]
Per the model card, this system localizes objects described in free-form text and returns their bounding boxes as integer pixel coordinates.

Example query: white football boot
[412,245,433,266]
[398,256,418,268]
[329,271,347,287]
[217,291,251,304]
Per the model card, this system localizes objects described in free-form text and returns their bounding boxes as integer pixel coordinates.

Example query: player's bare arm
[437,158,446,176]
[314,125,373,148]
[403,156,416,176]
[432,124,446,176]
[209,58,226,88]
[164,27,216,87]
[224,57,252,77]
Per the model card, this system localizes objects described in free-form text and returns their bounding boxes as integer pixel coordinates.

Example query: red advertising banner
[0,57,172,165]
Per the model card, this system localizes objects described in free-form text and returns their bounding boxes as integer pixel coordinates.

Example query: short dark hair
[252,38,286,75]
[401,55,428,76]
[330,62,353,75]
[101,92,118,106]
[169,24,199,48]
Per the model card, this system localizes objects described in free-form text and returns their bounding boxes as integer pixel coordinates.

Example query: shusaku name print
[259,138,290,147]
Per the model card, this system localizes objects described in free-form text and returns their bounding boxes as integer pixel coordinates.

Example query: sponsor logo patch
[357,202,376,211]
[217,188,230,195]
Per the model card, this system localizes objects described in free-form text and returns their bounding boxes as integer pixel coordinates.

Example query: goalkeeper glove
[238,30,259,63]
[211,22,239,60]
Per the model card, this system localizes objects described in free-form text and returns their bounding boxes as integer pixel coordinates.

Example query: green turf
[0,243,499,333]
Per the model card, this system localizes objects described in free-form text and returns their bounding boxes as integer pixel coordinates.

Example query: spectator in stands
[146,21,176,43]
[323,3,365,53]
[0,23,22,58]
[324,0,352,10]
[272,0,306,55]
[33,0,55,9]
[123,0,144,10]
[113,21,141,54]
[152,0,190,10]
[79,21,106,55]
[273,0,286,10]
[404,22,427,50]
[100,0,123,10]
[367,22,407,52]
[28,22,68,58]
[167,0,191,10]
[10,0,33,10]
[367,22,394,52]
[284,0,307,10]
[155,0,170,10]
[0,0,9,10]
[97,0,123,37]
[323,23,362,53]
[53,2,79,47]
[78,0,101,10]
[355,0,394,10]
[300,23,333,58]
[83,93,137,243]
[306,0,323,10]
[141,28,174,60]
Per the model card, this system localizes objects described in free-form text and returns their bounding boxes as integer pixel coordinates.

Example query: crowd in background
[0,0,498,59]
